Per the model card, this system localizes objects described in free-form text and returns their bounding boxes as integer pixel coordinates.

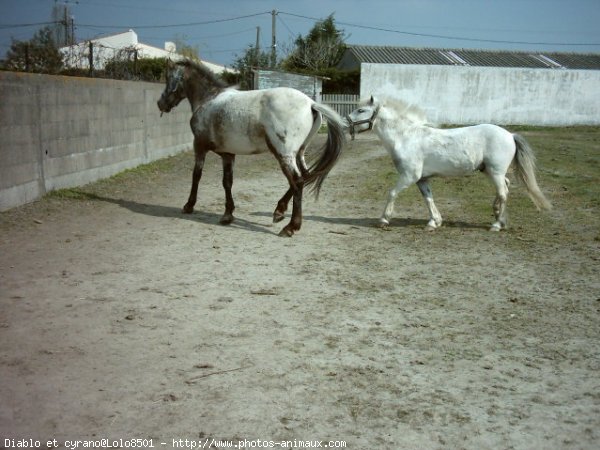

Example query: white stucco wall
[61,30,183,70]
[360,63,600,125]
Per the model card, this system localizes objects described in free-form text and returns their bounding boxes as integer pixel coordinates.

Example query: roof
[338,45,600,70]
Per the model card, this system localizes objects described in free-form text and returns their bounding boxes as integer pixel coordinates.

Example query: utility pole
[255,26,260,67]
[70,15,75,45]
[63,6,69,45]
[271,9,277,68]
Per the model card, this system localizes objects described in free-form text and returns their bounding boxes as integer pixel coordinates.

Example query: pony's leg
[182,139,208,214]
[379,175,415,227]
[279,177,304,237]
[416,179,443,231]
[219,153,235,225]
[488,173,509,231]
[276,163,304,237]
[273,149,308,223]
[273,188,292,223]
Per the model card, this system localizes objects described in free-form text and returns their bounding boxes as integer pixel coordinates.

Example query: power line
[0,12,271,32]
[0,22,56,30]
[279,11,600,47]
[77,12,271,30]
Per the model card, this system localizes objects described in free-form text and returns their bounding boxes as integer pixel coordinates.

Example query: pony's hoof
[377,219,390,229]
[273,212,285,223]
[489,225,501,232]
[182,204,194,214]
[219,215,234,225]
[278,227,294,237]
[425,225,437,232]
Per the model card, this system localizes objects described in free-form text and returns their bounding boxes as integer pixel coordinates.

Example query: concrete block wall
[254,69,323,102]
[360,64,600,126]
[0,71,192,211]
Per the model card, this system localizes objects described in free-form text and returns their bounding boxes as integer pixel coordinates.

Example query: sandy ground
[1,134,599,450]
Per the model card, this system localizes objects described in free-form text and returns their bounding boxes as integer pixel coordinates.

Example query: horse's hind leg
[273,188,292,223]
[273,158,304,237]
[183,140,208,214]
[272,149,308,223]
[219,153,235,225]
[417,179,443,231]
[488,173,509,231]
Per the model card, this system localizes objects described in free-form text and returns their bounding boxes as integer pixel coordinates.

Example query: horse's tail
[512,134,552,210]
[303,102,346,198]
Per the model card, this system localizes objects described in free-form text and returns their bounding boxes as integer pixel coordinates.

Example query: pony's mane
[176,59,227,88]
[377,97,429,125]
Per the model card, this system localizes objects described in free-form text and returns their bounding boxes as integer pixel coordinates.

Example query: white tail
[513,134,552,210]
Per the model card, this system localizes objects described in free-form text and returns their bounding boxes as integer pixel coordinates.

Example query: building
[60,29,230,74]
[337,45,600,126]
[253,69,323,102]
[338,45,600,71]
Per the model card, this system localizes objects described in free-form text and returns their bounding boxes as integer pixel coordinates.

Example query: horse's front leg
[379,175,414,227]
[219,153,236,225]
[183,139,208,214]
[417,179,443,231]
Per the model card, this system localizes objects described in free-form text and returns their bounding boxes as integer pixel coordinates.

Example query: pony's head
[157,60,187,114]
[347,96,430,138]
[157,59,228,115]
[346,96,381,139]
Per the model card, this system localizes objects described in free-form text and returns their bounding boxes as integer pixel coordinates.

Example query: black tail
[304,103,346,198]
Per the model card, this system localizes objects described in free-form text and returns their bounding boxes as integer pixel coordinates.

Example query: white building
[60,29,231,74]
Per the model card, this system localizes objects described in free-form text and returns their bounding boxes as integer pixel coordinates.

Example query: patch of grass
[45,187,95,200]
[43,151,193,201]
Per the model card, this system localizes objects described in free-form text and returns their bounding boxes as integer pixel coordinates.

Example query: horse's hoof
[425,225,437,232]
[377,219,390,229]
[273,212,285,223]
[278,227,294,237]
[219,215,234,225]
[489,225,501,232]
[182,204,194,214]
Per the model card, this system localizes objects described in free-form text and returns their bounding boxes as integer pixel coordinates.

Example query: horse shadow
[250,211,489,231]
[78,192,275,235]
[80,192,489,234]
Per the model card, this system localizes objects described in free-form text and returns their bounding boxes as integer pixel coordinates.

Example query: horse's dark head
[157,61,187,114]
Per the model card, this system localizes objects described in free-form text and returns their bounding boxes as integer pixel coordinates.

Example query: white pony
[347,96,552,231]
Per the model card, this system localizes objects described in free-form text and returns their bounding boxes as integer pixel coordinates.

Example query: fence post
[88,41,94,77]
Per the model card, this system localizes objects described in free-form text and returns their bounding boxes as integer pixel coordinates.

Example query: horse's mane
[176,59,227,88]
[378,97,429,126]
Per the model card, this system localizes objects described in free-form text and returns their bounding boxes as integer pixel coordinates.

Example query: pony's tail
[513,134,552,210]
[303,103,346,199]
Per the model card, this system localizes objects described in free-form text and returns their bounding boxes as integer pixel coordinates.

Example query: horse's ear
[369,95,375,105]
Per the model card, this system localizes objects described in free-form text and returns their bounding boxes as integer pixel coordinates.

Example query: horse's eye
[357,109,364,114]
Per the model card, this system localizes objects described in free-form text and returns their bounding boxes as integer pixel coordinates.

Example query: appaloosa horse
[158,60,346,237]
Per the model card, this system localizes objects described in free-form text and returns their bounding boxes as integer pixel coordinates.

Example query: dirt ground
[1,132,599,450]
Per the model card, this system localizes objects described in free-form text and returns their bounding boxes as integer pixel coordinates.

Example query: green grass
[44,152,191,200]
